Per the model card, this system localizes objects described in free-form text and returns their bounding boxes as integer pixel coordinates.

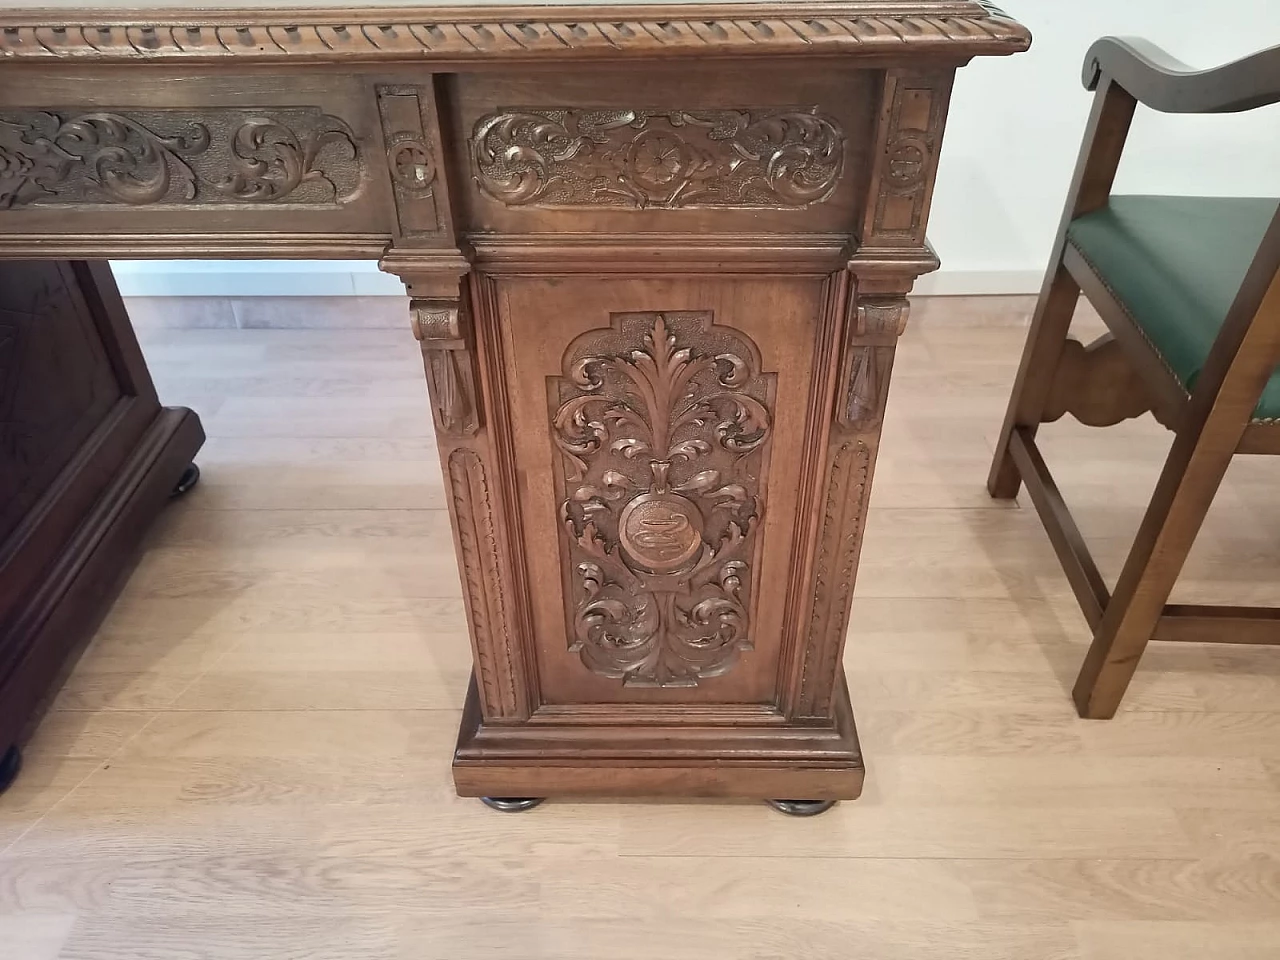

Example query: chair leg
[989,262,1082,499]
[1071,429,1238,719]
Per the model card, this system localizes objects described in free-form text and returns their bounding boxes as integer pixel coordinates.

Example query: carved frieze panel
[551,312,776,687]
[0,108,362,208]
[473,107,843,209]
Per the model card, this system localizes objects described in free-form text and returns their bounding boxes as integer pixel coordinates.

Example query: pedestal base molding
[453,675,865,801]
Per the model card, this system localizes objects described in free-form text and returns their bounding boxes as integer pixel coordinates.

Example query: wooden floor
[3,296,1280,959]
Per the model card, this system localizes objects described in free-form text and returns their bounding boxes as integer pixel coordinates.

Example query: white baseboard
[109,260,1041,299]
[911,270,1041,297]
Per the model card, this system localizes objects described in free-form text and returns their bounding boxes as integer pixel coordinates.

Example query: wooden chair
[988,37,1280,719]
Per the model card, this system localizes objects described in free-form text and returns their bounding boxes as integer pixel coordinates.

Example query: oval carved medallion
[618,493,704,574]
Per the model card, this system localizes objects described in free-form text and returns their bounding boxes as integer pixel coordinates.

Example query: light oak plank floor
[3,297,1279,960]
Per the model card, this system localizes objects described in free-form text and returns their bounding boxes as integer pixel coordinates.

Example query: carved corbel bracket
[1043,333,1154,428]
[411,297,481,438]
[854,297,911,341]
[837,296,909,432]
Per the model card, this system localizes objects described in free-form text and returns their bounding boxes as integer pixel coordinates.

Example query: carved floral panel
[473,107,843,209]
[0,108,363,208]
[551,312,775,687]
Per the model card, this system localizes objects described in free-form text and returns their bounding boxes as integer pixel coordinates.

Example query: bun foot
[766,799,837,817]
[0,745,21,794]
[170,462,201,498]
[480,797,545,812]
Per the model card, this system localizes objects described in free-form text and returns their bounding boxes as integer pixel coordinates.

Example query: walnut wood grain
[1041,334,1153,428]
[377,82,452,242]
[0,0,1029,802]
[0,260,203,761]
[792,294,905,719]
[864,71,954,247]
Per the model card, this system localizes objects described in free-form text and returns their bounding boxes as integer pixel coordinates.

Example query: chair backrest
[1084,37,1280,113]
[1084,38,1280,412]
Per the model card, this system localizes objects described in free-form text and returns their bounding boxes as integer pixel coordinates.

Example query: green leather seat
[1067,195,1280,419]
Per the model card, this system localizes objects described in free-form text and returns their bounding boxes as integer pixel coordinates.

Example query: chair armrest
[1083,37,1280,113]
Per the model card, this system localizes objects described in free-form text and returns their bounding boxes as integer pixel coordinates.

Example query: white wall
[113,0,1280,299]
[112,258,406,298]
[920,0,1280,294]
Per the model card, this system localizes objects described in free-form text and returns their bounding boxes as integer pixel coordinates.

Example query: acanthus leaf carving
[215,116,358,202]
[843,348,882,431]
[473,107,843,210]
[0,108,362,209]
[552,312,774,687]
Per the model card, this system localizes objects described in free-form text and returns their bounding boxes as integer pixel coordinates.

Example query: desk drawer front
[449,66,875,237]
[0,73,393,241]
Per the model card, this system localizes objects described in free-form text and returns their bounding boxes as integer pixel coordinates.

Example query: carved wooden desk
[0,1,1029,809]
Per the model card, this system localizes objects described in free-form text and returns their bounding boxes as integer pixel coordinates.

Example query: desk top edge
[0,1,1030,63]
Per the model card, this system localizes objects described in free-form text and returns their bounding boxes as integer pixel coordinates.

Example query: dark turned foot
[480,797,545,812]
[766,799,838,817]
[0,745,21,794]
[170,462,200,498]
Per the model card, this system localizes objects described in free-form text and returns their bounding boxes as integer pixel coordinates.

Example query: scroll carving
[0,109,361,208]
[473,108,843,209]
[870,75,948,243]
[856,300,912,338]
[411,300,479,438]
[551,312,775,687]
[448,448,520,719]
